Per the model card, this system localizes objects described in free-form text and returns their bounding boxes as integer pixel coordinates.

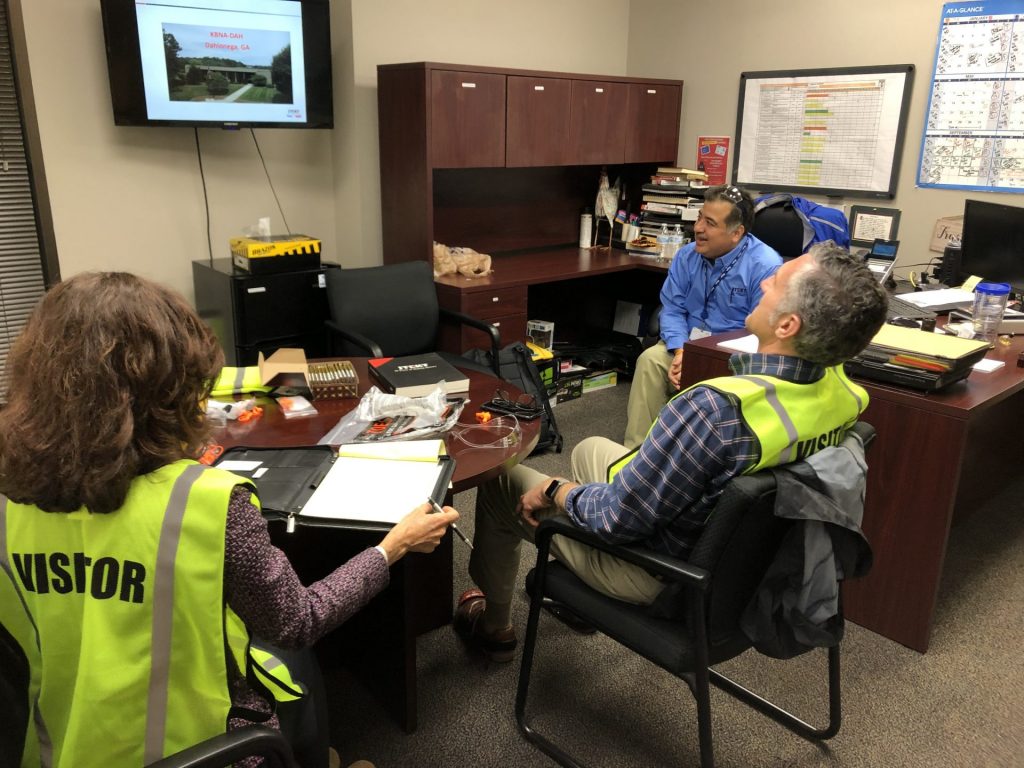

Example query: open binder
[215,440,455,530]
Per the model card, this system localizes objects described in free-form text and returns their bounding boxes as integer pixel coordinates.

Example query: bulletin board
[733,65,915,199]
[918,0,1024,192]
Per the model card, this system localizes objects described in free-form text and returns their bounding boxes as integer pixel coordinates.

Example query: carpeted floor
[330,382,1024,767]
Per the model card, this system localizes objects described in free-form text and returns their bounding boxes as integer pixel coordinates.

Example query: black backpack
[463,341,563,455]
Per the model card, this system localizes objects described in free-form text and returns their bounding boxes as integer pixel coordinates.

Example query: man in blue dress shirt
[624,185,783,448]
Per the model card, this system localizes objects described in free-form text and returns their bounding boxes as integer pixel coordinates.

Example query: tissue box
[231,234,321,274]
[583,370,618,393]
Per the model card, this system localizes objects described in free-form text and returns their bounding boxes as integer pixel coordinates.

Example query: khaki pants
[469,436,665,609]
[624,341,677,449]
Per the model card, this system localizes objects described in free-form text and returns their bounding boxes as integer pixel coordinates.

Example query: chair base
[516,642,841,768]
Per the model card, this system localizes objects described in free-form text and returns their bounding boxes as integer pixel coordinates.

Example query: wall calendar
[919,0,1024,192]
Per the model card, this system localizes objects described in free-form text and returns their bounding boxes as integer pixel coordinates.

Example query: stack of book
[638,166,708,237]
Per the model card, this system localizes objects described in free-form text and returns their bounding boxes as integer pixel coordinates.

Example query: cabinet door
[506,76,572,167]
[567,80,628,165]
[430,70,506,168]
[624,83,682,163]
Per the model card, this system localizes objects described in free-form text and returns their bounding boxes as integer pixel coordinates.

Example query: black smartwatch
[544,478,567,501]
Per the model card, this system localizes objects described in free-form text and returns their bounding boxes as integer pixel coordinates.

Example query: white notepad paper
[298,440,450,525]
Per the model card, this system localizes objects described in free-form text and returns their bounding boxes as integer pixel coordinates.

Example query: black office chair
[515,423,874,768]
[144,726,296,768]
[751,202,806,260]
[324,260,501,377]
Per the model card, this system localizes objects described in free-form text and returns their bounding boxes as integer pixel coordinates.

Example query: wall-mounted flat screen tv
[100,0,333,129]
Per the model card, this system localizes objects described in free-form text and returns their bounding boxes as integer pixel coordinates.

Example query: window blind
[0,2,46,399]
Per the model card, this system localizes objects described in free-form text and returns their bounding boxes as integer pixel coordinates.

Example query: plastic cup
[972,282,1011,344]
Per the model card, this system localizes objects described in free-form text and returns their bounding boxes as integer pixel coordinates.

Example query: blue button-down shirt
[564,353,827,558]
[658,234,782,351]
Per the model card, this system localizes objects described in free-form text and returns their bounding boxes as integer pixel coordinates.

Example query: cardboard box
[554,369,584,403]
[257,348,310,395]
[583,369,618,393]
[535,359,556,390]
[230,234,322,274]
[930,215,963,253]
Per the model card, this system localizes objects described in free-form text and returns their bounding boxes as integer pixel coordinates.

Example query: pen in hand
[428,498,474,550]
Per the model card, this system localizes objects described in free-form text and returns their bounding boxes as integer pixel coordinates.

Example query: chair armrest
[144,725,295,768]
[325,319,384,358]
[438,307,502,377]
[535,516,710,592]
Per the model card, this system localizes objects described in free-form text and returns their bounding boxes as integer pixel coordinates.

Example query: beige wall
[17,0,628,301]
[342,0,631,268]
[21,0,996,298]
[627,0,1003,277]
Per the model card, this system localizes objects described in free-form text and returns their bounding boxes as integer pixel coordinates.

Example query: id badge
[689,327,712,340]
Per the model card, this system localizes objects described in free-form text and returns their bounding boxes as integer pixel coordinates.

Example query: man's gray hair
[773,242,888,366]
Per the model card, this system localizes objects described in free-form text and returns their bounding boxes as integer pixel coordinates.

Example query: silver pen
[428,498,473,550]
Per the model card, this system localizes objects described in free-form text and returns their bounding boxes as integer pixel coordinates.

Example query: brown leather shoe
[454,589,517,663]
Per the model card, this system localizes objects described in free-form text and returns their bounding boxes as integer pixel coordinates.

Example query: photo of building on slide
[162,23,293,104]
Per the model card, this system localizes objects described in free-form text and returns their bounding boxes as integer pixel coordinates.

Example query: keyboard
[887,294,936,321]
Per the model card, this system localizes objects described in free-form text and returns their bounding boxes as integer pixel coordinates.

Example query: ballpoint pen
[428,498,473,550]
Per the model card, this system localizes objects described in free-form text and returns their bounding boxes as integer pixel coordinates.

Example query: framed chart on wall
[732,65,915,200]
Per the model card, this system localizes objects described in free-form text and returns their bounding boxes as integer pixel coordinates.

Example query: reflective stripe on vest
[0,462,259,766]
[144,464,205,763]
[249,644,306,702]
[224,610,307,704]
[607,366,867,481]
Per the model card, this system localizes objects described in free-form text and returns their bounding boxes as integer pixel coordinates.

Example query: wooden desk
[211,359,538,730]
[680,331,1024,653]
[435,246,669,352]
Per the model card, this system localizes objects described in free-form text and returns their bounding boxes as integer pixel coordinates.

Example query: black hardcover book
[368,352,470,397]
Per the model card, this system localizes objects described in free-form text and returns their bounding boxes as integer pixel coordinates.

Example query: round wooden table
[210,357,540,493]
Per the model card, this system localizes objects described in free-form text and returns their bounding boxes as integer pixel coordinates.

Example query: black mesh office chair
[324,260,501,377]
[145,726,295,768]
[515,423,874,768]
[751,202,806,260]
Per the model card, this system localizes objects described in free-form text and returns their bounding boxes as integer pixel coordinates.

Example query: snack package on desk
[206,398,257,424]
[318,385,465,444]
[277,395,318,419]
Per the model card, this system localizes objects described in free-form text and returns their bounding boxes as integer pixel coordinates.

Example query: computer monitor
[960,199,1024,291]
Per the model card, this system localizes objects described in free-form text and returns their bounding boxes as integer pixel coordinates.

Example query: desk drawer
[438,312,527,354]
[461,287,527,319]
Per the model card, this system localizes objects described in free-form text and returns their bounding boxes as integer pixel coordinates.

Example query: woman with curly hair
[0,272,457,768]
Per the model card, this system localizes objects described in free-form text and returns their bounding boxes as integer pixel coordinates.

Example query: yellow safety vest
[0,461,299,768]
[608,366,868,481]
[208,366,273,399]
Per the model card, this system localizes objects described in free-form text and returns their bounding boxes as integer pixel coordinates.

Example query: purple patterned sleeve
[223,485,390,648]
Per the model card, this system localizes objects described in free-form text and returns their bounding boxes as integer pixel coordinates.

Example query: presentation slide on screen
[135,0,307,123]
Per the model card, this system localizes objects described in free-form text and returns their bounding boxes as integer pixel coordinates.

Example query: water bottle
[657,224,671,261]
[671,223,684,257]
[971,282,1011,344]
[579,208,593,248]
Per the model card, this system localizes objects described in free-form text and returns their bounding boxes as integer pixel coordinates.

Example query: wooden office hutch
[376,62,683,351]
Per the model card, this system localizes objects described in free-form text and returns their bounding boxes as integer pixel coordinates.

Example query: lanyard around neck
[699,239,749,326]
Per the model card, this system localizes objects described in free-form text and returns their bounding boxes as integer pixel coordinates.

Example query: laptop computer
[864,238,899,283]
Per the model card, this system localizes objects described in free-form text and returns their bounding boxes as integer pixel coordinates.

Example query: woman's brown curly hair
[0,272,224,513]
